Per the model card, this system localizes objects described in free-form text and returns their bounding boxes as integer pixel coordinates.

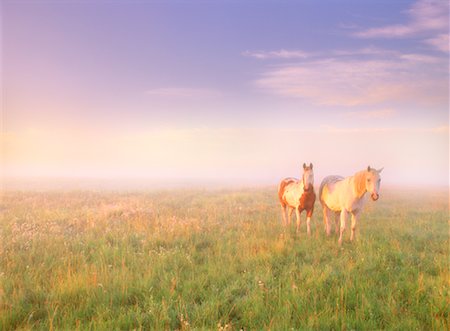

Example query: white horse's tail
[319,175,344,205]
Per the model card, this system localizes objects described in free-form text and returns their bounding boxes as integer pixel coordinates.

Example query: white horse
[319,166,383,245]
[278,163,316,235]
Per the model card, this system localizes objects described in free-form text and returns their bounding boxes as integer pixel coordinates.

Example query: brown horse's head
[302,163,314,191]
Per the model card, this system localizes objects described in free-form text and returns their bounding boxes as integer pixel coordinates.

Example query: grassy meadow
[0,187,448,330]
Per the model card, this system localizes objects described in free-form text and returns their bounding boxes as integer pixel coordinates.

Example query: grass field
[0,187,448,330]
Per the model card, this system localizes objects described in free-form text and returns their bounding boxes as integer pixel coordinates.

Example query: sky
[1,0,449,188]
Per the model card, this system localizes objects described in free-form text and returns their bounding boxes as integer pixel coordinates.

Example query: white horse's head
[302,163,314,191]
[365,166,383,201]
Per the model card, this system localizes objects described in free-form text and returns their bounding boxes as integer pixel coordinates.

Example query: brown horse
[278,163,316,235]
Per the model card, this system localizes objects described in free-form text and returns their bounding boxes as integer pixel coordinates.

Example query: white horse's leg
[334,212,340,235]
[287,207,294,226]
[306,216,311,236]
[295,208,301,234]
[350,212,358,241]
[338,210,348,246]
[280,204,287,226]
[323,206,331,236]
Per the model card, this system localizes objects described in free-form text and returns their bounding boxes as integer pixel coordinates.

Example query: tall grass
[0,188,448,330]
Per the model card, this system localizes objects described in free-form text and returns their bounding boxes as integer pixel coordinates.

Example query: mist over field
[2,176,448,193]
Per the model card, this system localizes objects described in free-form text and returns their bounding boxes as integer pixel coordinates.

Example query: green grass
[1,188,448,330]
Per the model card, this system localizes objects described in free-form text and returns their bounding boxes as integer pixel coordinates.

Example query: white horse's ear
[377,167,384,173]
[303,163,306,169]
[367,166,371,172]
[310,163,313,169]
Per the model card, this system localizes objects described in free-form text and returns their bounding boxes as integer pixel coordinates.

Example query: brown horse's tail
[278,178,296,205]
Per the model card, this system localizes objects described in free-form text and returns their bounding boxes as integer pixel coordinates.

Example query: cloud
[354,0,448,38]
[338,22,359,30]
[242,49,311,59]
[319,125,449,134]
[243,46,443,63]
[145,87,221,98]
[353,0,449,53]
[343,108,395,119]
[243,47,397,61]
[424,33,449,53]
[245,2,449,107]
[253,53,447,107]
[331,46,398,57]
[331,47,441,63]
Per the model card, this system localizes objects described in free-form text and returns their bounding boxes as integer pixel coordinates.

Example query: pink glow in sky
[2,0,449,187]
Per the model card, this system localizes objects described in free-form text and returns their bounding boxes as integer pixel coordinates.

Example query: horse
[319,166,383,245]
[278,163,316,235]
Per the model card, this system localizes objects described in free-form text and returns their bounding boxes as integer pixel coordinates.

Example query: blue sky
[2,0,449,186]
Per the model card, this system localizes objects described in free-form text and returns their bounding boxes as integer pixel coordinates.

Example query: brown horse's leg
[295,208,301,234]
[306,209,313,236]
[287,207,294,226]
[280,204,287,226]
